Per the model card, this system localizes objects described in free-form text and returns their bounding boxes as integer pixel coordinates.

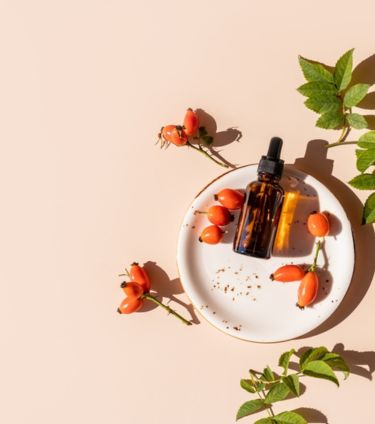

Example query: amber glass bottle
[233,137,284,259]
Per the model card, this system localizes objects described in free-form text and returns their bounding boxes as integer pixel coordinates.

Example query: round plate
[177,165,354,342]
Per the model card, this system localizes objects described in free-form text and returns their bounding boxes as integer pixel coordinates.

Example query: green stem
[142,293,192,326]
[309,239,322,272]
[251,371,306,420]
[326,140,358,148]
[263,392,275,418]
[253,372,304,386]
[337,124,351,143]
[250,371,276,418]
[186,141,229,168]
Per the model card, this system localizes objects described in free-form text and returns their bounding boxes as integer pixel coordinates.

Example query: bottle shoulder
[247,179,284,194]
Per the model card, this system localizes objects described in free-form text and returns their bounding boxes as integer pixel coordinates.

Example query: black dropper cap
[257,137,284,178]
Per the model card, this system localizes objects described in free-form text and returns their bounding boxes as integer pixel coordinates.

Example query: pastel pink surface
[1,1,375,424]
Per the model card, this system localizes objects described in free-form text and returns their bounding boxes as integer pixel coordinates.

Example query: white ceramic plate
[177,165,354,342]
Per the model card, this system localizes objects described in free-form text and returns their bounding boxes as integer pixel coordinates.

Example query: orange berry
[307,212,330,237]
[117,297,143,314]
[120,281,144,298]
[270,264,305,282]
[183,108,199,137]
[297,271,319,308]
[129,263,151,293]
[214,188,244,210]
[199,225,224,244]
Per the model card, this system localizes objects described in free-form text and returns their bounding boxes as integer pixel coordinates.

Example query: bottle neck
[258,172,280,183]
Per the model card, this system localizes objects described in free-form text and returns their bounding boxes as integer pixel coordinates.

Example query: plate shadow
[294,140,375,338]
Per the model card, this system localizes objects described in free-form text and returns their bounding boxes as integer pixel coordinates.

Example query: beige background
[1,1,375,423]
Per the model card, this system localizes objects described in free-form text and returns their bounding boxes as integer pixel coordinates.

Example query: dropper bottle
[233,137,285,259]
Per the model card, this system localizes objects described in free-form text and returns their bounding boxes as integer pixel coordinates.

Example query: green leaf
[236,399,264,420]
[358,131,375,148]
[278,349,296,375]
[334,48,354,91]
[344,83,370,108]
[297,81,337,97]
[254,418,275,424]
[256,382,266,392]
[282,375,300,397]
[201,134,213,147]
[240,379,257,393]
[321,353,350,379]
[346,113,368,129]
[298,56,334,83]
[356,148,375,172]
[262,366,275,382]
[264,382,290,404]
[348,173,375,190]
[363,192,375,224]
[316,111,344,129]
[302,360,339,386]
[300,347,329,369]
[304,95,341,114]
[273,411,307,424]
[248,371,266,392]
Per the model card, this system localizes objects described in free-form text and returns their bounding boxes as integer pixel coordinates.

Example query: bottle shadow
[140,261,200,324]
[293,140,375,336]
[194,108,242,168]
[273,167,319,257]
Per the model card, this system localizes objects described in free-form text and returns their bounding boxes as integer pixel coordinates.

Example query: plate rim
[176,164,355,343]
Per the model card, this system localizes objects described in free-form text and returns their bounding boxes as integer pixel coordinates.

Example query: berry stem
[142,293,192,325]
[186,141,229,168]
[309,239,322,272]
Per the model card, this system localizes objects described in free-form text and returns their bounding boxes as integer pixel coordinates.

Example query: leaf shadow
[293,139,375,337]
[358,92,375,110]
[352,53,375,86]
[351,53,375,122]
[295,345,375,381]
[293,407,328,423]
[332,343,375,380]
[194,108,242,168]
[139,261,200,324]
[364,115,375,130]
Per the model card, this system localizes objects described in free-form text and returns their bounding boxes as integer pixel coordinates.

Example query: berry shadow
[194,108,242,169]
[314,267,333,305]
[140,261,200,324]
